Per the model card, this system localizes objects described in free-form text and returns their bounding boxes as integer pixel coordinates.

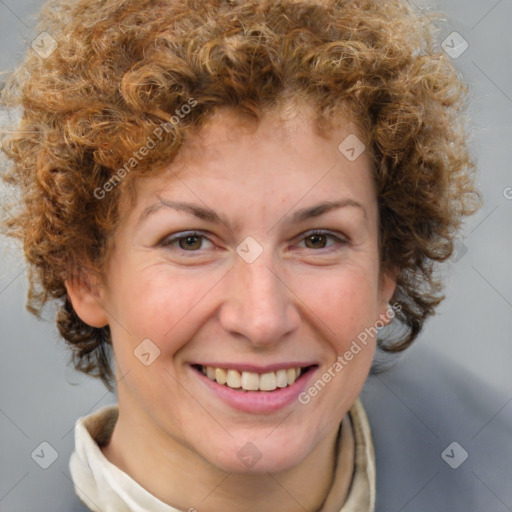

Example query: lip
[189,363,318,414]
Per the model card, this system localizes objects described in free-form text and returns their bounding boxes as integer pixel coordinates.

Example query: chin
[197,429,315,475]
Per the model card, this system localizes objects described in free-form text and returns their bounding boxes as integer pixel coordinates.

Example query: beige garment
[322,398,376,512]
[69,398,375,512]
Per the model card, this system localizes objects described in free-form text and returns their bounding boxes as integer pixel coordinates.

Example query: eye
[297,230,348,250]
[160,231,214,252]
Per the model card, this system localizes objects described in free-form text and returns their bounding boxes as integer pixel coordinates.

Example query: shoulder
[362,345,511,512]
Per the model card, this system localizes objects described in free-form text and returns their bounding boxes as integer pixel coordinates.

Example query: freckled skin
[68,106,396,511]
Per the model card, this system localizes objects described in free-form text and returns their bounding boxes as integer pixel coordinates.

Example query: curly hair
[0,0,481,391]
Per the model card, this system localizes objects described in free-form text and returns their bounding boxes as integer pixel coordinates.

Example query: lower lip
[190,366,317,414]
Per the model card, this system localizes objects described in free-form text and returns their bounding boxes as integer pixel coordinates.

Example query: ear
[65,271,109,328]
[377,265,399,326]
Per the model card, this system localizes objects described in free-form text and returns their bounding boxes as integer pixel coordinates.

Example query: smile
[190,362,318,413]
[195,364,312,391]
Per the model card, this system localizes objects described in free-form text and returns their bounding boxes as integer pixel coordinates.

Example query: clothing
[69,398,375,512]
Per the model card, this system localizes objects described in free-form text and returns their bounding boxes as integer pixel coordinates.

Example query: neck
[101,396,344,512]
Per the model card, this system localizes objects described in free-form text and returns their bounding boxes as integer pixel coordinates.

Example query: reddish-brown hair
[0,0,481,390]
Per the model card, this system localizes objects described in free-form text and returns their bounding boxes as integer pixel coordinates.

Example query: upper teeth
[200,366,302,391]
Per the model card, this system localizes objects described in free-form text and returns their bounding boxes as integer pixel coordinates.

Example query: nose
[218,249,300,347]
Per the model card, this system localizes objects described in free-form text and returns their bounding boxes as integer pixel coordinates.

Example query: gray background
[0,0,511,511]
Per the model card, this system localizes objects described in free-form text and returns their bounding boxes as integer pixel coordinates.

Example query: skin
[67,104,397,512]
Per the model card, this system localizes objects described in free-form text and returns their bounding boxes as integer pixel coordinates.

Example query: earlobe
[65,275,109,328]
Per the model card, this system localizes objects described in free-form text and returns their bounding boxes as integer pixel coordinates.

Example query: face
[86,106,395,474]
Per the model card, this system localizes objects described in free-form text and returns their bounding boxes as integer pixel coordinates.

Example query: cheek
[106,271,207,401]
[295,264,381,345]
[109,267,216,351]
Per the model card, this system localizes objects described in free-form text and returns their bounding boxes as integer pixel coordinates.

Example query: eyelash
[159,230,349,255]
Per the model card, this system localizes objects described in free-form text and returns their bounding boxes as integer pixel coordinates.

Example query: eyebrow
[138,197,367,230]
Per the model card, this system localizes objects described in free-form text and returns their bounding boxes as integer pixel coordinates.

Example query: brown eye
[178,235,203,250]
[298,230,349,252]
[304,234,328,249]
[160,231,214,252]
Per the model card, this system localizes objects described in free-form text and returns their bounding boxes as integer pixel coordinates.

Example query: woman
[0,0,480,510]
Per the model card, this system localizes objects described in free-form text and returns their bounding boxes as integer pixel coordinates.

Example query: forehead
[123,105,376,227]
[175,103,364,166]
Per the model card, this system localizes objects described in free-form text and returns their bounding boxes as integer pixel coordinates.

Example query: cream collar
[69,398,375,512]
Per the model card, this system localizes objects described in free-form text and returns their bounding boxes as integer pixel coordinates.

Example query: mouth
[191,364,317,392]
